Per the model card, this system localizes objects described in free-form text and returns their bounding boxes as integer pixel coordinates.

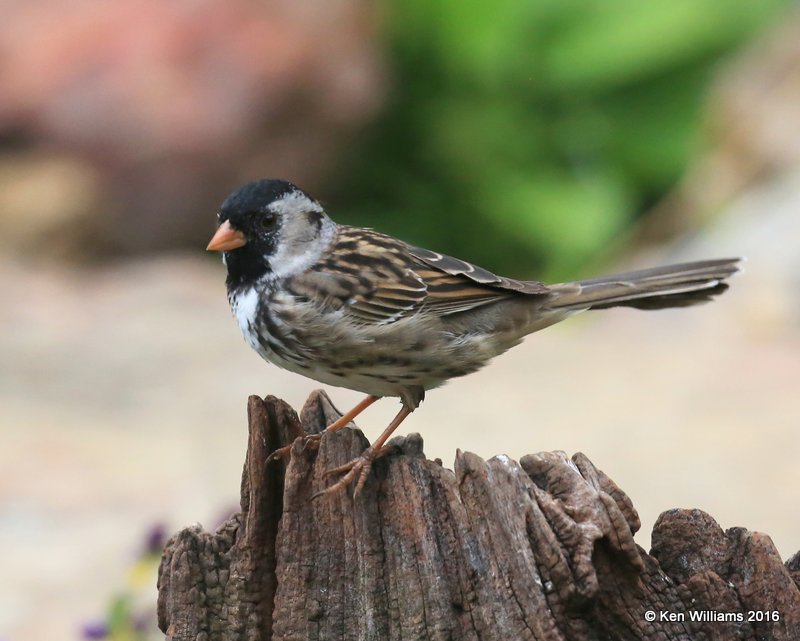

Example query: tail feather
[547,258,743,311]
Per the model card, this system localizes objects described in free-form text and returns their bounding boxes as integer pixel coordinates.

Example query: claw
[313,452,373,499]
[313,456,373,499]
[272,394,381,465]
[267,445,291,462]
[312,403,413,499]
[313,444,401,499]
[267,433,322,462]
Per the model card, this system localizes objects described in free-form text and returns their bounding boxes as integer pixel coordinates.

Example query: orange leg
[314,404,413,498]
[268,394,381,461]
[324,394,381,433]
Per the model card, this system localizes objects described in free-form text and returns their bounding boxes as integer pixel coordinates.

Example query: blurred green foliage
[333,0,788,279]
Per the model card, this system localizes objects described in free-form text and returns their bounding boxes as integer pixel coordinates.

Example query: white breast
[230,286,262,353]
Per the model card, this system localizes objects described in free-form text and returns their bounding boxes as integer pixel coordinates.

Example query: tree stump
[157,391,800,640]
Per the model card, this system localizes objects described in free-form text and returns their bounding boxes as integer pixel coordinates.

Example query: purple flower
[132,610,155,632]
[144,523,167,555]
[81,620,108,639]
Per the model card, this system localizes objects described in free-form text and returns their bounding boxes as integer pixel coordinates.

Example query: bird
[207,178,741,496]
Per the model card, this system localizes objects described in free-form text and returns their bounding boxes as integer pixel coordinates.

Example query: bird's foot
[268,398,381,463]
[313,445,393,499]
[267,432,323,462]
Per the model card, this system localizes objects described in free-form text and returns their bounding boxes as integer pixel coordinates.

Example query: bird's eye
[260,212,277,229]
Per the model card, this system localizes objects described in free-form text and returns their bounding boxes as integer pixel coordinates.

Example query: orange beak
[206,220,247,251]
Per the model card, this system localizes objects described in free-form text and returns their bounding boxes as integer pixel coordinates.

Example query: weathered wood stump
[158,391,800,640]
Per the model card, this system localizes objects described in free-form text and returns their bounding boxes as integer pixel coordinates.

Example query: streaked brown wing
[410,266,514,315]
[289,226,548,325]
[287,227,427,324]
[409,246,550,295]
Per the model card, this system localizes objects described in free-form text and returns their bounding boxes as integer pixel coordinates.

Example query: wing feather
[410,246,549,294]
[287,227,548,326]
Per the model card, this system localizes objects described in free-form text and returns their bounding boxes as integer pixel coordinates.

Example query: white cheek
[270,218,337,279]
[272,250,314,279]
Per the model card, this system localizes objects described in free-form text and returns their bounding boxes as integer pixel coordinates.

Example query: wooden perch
[158,392,800,641]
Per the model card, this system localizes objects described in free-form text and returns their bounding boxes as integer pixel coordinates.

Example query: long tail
[546,258,743,311]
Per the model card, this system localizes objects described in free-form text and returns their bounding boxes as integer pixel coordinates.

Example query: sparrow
[207,179,741,496]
